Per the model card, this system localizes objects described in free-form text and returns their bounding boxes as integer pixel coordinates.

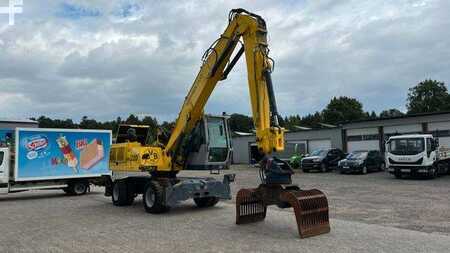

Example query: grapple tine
[280,189,330,238]
[236,188,267,224]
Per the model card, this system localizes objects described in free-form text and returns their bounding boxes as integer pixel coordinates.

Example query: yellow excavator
[107,8,330,238]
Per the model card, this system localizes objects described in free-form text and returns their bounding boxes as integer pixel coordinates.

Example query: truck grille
[388,158,423,165]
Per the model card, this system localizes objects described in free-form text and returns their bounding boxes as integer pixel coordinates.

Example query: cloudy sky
[0,0,449,122]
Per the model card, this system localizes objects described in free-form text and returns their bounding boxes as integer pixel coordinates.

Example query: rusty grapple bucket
[236,186,330,238]
[280,188,330,238]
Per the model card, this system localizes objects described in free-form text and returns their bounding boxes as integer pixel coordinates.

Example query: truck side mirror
[434,138,439,147]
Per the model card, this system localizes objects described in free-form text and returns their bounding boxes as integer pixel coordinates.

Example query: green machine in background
[289,143,307,169]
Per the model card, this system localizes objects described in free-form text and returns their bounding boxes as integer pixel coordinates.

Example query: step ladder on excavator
[236,157,330,238]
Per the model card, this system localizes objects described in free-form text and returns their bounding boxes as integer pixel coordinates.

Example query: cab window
[426,138,432,151]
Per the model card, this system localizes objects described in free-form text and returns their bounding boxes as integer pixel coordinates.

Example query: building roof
[0,119,38,124]
[341,111,450,125]
[388,134,433,139]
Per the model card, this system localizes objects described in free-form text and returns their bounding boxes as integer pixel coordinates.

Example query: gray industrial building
[0,119,38,129]
[231,111,450,164]
[232,128,342,164]
[0,119,38,146]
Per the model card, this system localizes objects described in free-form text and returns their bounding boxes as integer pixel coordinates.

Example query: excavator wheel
[280,188,330,238]
[236,188,267,224]
[112,180,134,206]
[143,180,170,214]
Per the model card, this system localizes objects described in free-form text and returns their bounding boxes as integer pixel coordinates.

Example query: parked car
[337,150,385,174]
[301,148,346,172]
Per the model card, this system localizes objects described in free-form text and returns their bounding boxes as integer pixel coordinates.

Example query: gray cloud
[0,0,449,122]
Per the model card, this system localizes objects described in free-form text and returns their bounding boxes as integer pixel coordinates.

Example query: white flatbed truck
[386,134,449,178]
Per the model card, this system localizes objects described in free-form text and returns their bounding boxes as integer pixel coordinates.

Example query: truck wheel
[65,181,88,195]
[194,197,219,208]
[143,181,169,214]
[72,181,88,195]
[437,162,447,176]
[112,180,134,206]
[428,168,438,179]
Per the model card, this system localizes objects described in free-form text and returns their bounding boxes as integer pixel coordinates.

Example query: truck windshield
[389,138,424,155]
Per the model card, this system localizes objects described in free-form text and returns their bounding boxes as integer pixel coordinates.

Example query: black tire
[437,162,447,176]
[194,197,219,208]
[143,181,170,214]
[112,180,134,206]
[428,167,438,179]
[320,163,328,173]
[65,181,88,195]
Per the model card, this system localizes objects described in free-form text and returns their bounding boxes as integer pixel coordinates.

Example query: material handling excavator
[107,8,330,238]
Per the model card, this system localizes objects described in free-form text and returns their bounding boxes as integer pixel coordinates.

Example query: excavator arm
[165,9,284,170]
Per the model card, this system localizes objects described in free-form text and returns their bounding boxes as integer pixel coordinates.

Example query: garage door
[384,124,421,134]
[308,139,331,153]
[347,140,379,152]
[346,127,380,152]
[428,121,450,131]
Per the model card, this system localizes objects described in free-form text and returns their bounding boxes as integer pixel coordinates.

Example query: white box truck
[0,128,112,195]
[386,134,450,179]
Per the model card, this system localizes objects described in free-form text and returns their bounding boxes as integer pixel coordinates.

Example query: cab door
[205,117,230,163]
[0,148,10,193]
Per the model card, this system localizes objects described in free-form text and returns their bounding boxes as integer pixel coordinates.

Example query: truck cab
[386,134,439,178]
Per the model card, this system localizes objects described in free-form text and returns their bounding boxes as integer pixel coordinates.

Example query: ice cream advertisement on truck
[15,128,111,181]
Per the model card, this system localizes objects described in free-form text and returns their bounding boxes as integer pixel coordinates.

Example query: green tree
[407,80,450,114]
[322,96,366,124]
[369,111,378,119]
[79,116,101,129]
[380,109,404,118]
[125,114,140,125]
[142,116,159,141]
[228,113,254,132]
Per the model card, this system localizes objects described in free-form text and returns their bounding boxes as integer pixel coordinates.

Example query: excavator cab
[184,115,232,170]
[115,124,151,145]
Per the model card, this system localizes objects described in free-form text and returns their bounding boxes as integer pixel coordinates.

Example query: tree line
[230,79,450,132]
[31,79,449,134]
[30,114,174,138]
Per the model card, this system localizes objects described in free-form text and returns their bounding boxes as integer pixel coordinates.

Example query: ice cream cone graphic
[56,135,78,173]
